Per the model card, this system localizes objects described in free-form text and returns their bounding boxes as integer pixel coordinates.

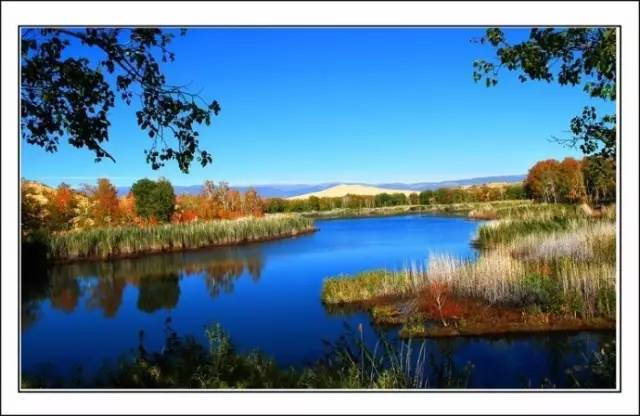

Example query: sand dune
[287,184,415,200]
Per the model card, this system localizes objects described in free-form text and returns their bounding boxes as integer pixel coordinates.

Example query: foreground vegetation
[322,203,616,337]
[22,322,615,389]
[32,214,315,262]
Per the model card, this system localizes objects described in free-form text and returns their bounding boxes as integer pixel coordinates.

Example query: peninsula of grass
[40,214,315,262]
[321,203,616,338]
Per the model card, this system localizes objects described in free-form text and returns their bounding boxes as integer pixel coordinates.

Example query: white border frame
[2,1,638,414]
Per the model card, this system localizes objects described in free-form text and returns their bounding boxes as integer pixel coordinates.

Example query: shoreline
[45,227,318,265]
[398,319,616,339]
[301,200,534,221]
[324,296,616,339]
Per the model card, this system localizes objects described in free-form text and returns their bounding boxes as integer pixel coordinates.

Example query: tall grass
[473,203,614,247]
[507,221,616,264]
[321,270,412,304]
[44,214,315,261]
[322,205,616,320]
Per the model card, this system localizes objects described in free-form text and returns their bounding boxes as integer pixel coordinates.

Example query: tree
[21,180,50,234]
[21,28,220,172]
[374,193,392,207]
[90,178,121,226]
[558,157,586,203]
[264,198,286,214]
[119,193,138,223]
[131,178,176,222]
[526,158,586,203]
[525,159,561,203]
[419,190,434,205]
[243,188,264,217]
[47,183,78,230]
[582,155,616,204]
[307,196,320,212]
[474,28,616,159]
[504,183,527,200]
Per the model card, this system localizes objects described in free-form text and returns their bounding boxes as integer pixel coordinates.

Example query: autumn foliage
[422,281,463,327]
[90,178,121,226]
[525,156,615,204]
[21,178,266,235]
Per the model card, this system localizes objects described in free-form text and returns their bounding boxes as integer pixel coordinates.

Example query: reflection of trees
[49,278,80,313]
[137,273,180,313]
[246,256,264,282]
[22,301,42,331]
[87,276,126,317]
[202,252,266,297]
[204,259,244,299]
[21,262,50,331]
[22,245,267,322]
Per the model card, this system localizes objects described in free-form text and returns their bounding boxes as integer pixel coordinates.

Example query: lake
[21,214,613,388]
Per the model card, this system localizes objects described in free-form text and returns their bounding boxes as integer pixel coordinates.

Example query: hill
[286,184,415,200]
[109,175,525,198]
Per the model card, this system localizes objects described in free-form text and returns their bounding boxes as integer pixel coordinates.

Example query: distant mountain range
[115,175,525,198]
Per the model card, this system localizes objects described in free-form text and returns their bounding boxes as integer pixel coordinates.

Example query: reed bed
[322,203,617,319]
[507,221,616,264]
[45,214,315,261]
[321,270,412,304]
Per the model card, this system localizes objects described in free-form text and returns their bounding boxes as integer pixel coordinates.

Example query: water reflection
[22,246,266,321]
[87,276,127,317]
[137,273,181,313]
[21,215,615,387]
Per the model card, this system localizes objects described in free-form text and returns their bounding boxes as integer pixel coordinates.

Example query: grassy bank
[35,214,315,262]
[321,203,616,337]
[305,200,535,220]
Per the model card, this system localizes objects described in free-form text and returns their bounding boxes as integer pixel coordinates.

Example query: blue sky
[21,28,615,187]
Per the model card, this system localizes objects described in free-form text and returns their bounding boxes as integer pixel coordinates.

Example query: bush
[520,273,564,313]
[131,178,176,222]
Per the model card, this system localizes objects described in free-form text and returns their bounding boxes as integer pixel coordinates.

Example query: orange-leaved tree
[90,178,122,226]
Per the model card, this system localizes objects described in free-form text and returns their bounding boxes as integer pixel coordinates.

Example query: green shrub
[520,273,564,313]
[131,178,176,222]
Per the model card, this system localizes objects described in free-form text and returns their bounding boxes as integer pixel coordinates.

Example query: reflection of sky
[22,215,613,387]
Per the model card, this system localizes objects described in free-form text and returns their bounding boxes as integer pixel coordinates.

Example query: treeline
[264,184,527,213]
[21,178,265,235]
[525,156,615,205]
[263,155,616,214]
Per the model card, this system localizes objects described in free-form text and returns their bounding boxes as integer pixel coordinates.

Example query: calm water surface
[21,215,613,387]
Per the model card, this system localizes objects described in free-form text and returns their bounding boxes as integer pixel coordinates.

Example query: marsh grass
[322,203,616,320]
[321,270,413,304]
[43,214,315,261]
[507,221,616,264]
